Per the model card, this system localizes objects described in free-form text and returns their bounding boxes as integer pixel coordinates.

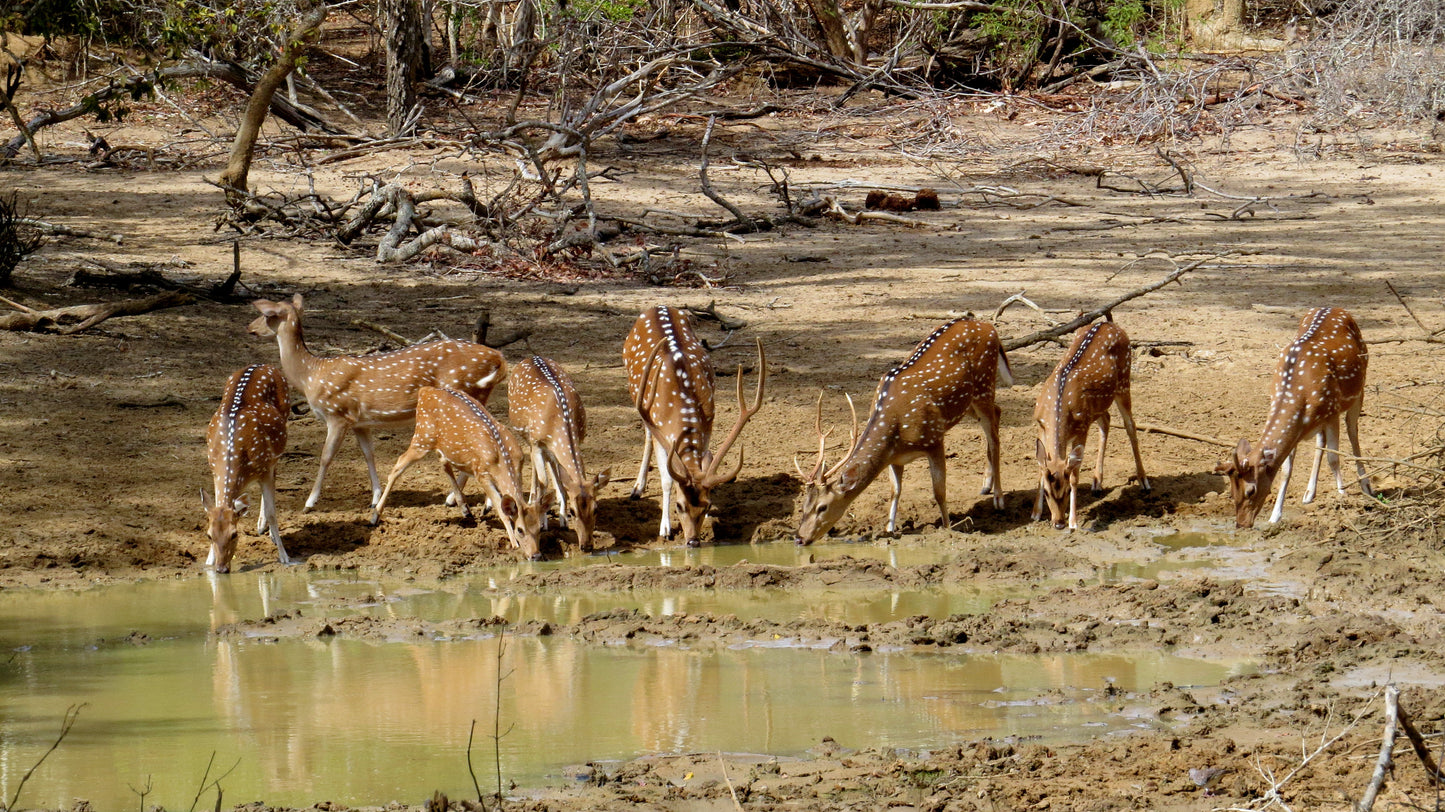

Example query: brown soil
[3,76,1445,811]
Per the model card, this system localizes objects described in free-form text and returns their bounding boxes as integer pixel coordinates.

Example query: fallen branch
[1001,253,1224,351]
[1356,684,1400,812]
[1117,421,1234,449]
[0,290,192,333]
[1395,694,1442,788]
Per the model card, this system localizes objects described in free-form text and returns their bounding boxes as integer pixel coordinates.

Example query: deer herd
[203,296,1378,572]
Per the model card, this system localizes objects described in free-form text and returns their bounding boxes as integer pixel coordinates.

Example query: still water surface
[0,542,1248,809]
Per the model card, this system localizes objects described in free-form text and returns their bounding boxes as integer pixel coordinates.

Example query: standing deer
[249,295,507,511]
[1216,307,1374,528]
[795,318,1011,545]
[371,386,550,559]
[508,356,610,551]
[202,364,292,573]
[1032,318,1151,531]
[622,306,766,546]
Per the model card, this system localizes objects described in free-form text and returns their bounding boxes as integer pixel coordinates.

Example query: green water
[0,567,1252,810]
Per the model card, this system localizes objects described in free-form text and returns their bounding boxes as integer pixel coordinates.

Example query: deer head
[1215,439,1278,529]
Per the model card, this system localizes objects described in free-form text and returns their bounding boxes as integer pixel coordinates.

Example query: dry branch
[1395,696,1443,788]
[1356,684,1400,812]
[0,290,192,333]
[1000,254,1223,352]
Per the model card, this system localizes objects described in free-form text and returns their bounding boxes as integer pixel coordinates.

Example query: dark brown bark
[385,0,426,136]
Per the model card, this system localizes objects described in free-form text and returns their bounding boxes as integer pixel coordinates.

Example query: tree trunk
[803,0,854,61]
[1187,0,1246,48]
[216,4,327,198]
[385,0,427,136]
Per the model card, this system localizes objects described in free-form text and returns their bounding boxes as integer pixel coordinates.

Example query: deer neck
[830,420,896,496]
[272,319,321,394]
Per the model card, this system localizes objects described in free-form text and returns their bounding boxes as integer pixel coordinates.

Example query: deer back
[413,387,522,489]
[207,364,289,502]
[508,355,587,472]
[863,317,1005,455]
[1034,320,1131,457]
[250,295,506,427]
[1257,307,1367,453]
[623,306,716,467]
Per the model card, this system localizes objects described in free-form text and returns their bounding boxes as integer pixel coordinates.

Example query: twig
[1356,684,1400,812]
[993,291,1056,324]
[1384,280,1432,336]
[1119,421,1234,448]
[352,319,413,346]
[719,751,745,811]
[1396,694,1442,788]
[466,720,491,811]
[6,704,84,812]
[1001,253,1224,351]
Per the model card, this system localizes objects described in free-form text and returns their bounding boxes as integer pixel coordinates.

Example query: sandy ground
[2,76,1445,811]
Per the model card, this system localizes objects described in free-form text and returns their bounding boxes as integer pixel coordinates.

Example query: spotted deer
[1032,319,1150,531]
[622,306,766,546]
[371,386,550,559]
[201,364,292,573]
[507,356,611,551]
[1216,307,1374,528]
[795,318,1011,545]
[249,295,507,511]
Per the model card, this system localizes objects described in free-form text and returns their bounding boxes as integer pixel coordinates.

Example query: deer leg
[1302,429,1326,504]
[1116,392,1151,492]
[927,446,950,531]
[260,474,292,565]
[1345,397,1375,498]
[654,438,675,539]
[1091,416,1109,494]
[886,463,905,533]
[1324,418,1346,495]
[980,403,1005,508]
[479,476,518,548]
[1067,469,1079,531]
[545,450,569,530]
[446,472,471,507]
[439,462,473,520]
[305,418,352,512]
[353,427,383,509]
[371,444,430,525]
[630,427,653,500]
[1032,471,1046,522]
[530,444,551,530]
[1267,450,1296,524]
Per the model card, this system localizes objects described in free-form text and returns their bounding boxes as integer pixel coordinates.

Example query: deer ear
[200,487,215,511]
[234,495,251,517]
[1067,445,1084,467]
[1213,459,1235,475]
[594,468,612,490]
[291,293,304,312]
[1035,438,1046,463]
[1260,448,1276,467]
[1234,438,1251,467]
[500,495,519,520]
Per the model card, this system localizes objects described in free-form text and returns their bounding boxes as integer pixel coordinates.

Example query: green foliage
[1101,0,1147,47]
[159,0,291,64]
[567,0,648,24]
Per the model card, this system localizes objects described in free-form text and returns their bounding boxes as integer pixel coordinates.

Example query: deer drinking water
[507,356,610,552]
[795,317,1011,545]
[1216,307,1374,528]
[371,386,549,559]
[1031,319,1150,531]
[202,364,291,573]
[249,295,507,511]
[622,306,766,546]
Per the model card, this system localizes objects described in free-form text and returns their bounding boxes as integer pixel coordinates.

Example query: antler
[703,338,767,486]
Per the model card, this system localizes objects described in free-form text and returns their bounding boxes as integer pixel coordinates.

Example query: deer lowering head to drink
[249,294,507,512]
[202,364,292,573]
[371,386,550,559]
[622,306,766,546]
[795,318,1011,545]
[1031,318,1150,531]
[1215,307,1374,528]
[507,356,610,551]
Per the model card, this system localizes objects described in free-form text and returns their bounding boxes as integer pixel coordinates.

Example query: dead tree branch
[1001,253,1225,352]
[1356,684,1400,812]
[0,290,192,333]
